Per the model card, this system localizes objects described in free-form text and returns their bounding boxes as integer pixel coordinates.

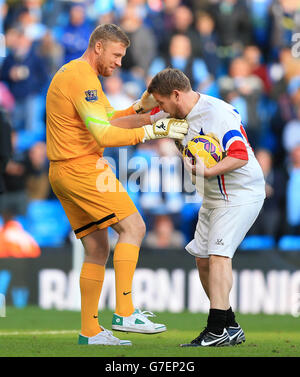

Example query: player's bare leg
[209,255,232,309]
[112,211,146,247]
[81,227,110,265]
[195,257,210,298]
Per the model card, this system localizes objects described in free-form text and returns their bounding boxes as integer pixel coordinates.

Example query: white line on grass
[0,330,79,336]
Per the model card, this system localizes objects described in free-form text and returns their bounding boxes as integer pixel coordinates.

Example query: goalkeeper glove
[143,118,188,141]
[133,90,158,113]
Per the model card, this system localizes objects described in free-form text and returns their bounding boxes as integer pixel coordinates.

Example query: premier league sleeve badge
[85,89,98,102]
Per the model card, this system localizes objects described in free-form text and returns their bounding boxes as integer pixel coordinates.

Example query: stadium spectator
[60,4,92,64]
[137,138,183,222]
[37,30,63,79]
[143,214,184,249]
[286,142,300,233]
[218,56,264,148]
[209,0,252,66]
[26,141,50,200]
[0,131,29,217]
[283,105,300,233]
[18,8,47,42]
[144,0,181,54]
[0,208,41,258]
[0,0,7,34]
[276,48,300,85]
[41,0,72,30]
[249,148,287,239]
[0,107,12,195]
[0,81,15,112]
[243,45,272,94]
[249,0,273,55]
[164,4,199,58]
[288,75,300,107]
[104,72,134,109]
[269,0,300,58]
[268,50,300,165]
[2,1,24,31]
[0,28,48,152]
[193,11,220,78]
[3,1,44,33]
[95,10,117,28]
[3,26,19,54]
[85,0,115,23]
[119,3,157,77]
[282,96,300,154]
[148,33,210,92]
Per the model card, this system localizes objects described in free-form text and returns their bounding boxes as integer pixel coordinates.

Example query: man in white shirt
[148,68,265,347]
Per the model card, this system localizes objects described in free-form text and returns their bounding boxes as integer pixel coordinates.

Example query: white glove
[133,90,158,113]
[143,118,188,141]
[150,110,170,124]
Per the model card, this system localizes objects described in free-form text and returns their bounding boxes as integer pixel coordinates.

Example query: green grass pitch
[0,306,299,357]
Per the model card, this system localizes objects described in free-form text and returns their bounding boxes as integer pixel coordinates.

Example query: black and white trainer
[180,327,230,347]
[227,324,246,345]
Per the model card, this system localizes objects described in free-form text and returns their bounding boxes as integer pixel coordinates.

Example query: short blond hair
[88,24,130,48]
[148,68,192,96]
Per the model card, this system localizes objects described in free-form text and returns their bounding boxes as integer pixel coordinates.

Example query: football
[183,135,223,168]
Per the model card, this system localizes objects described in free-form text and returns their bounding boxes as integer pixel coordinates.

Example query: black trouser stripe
[74,213,116,234]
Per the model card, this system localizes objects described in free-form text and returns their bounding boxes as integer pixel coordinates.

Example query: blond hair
[88,24,130,48]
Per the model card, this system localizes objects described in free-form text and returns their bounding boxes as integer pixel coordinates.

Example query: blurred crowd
[0,0,300,255]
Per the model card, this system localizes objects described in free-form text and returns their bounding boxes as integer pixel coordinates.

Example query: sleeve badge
[85,89,98,102]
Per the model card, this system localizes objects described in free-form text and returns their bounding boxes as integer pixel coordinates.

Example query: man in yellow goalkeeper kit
[46,23,188,346]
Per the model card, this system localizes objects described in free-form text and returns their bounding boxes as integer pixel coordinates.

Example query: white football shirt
[183,93,266,208]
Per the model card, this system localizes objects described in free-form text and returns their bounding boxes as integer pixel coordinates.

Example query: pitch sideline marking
[0,330,79,336]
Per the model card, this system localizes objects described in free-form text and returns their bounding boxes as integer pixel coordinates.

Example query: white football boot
[112,309,167,334]
[78,326,132,345]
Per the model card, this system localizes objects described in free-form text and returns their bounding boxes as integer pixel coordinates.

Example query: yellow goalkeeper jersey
[46,59,144,161]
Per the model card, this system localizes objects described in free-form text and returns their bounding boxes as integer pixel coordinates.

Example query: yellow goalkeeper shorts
[49,153,138,239]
